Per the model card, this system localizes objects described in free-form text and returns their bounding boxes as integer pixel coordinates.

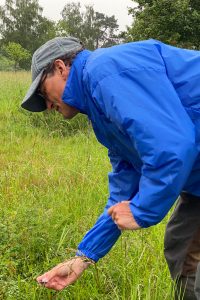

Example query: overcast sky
[39,0,134,30]
[0,0,135,31]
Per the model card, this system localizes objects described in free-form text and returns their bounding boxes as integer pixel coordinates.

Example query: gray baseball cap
[21,36,83,112]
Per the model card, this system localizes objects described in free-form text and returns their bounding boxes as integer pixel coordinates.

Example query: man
[21,37,200,299]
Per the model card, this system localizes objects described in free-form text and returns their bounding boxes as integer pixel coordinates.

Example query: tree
[3,42,31,70]
[126,0,200,49]
[57,2,119,50]
[0,0,56,56]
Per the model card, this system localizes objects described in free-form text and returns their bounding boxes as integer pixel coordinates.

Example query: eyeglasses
[37,73,48,99]
[37,60,55,99]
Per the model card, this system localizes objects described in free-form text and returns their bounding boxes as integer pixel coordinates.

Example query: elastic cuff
[76,249,99,263]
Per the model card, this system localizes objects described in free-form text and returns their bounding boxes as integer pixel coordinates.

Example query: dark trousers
[164,192,200,299]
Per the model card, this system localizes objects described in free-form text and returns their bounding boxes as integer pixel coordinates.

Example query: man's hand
[108,201,141,230]
[36,257,92,291]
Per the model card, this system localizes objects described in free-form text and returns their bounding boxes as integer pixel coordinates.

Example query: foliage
[0,54,15,71]
[57,2,120,50]
[126,0,200,49]
[3,42,31,70]
[0,0,56,68]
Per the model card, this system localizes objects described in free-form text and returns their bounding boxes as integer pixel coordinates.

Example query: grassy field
[0,72,173,299]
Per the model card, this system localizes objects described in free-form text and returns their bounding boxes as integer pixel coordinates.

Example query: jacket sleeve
[92,67,198,228]
[77,150,140,262]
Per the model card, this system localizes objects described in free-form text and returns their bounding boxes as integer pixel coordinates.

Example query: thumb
[107,206,114,215]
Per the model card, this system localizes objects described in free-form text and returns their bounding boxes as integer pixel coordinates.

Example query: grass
[0,71,173,299]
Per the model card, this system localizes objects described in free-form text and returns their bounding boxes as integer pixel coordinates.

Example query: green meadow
[0,72,173,299]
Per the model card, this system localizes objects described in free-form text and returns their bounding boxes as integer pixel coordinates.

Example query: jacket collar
[62,50,91,114]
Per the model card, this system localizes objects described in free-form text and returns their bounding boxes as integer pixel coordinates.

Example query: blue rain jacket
[62,39,200,262]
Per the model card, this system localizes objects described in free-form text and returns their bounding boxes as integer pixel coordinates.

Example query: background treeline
[0,0,200,71]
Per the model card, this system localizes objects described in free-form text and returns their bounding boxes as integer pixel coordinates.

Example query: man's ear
[54,59,70,79]
[54,59,65,73]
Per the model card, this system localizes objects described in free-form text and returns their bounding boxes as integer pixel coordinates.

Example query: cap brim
[21,71,47,112]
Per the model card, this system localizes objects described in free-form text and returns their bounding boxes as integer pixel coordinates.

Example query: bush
[0,55,15,71]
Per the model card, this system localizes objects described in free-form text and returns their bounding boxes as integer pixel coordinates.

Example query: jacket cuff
[129,202,150,228]
[133,215,149,228]
[76,248,100,263]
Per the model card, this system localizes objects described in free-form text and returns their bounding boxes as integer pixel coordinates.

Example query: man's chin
[63,114,74,120]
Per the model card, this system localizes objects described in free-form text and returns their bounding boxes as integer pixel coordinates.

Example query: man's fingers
[108,201,129,216]
[37,264,65,285]
[107,206,114,215]
[108,205,118,218]
[44,276,68,290]
[37,275,49,285]
[108,205,119,224]
[107,201,140,231]
[44,270,81,290]
[37,268,57,284]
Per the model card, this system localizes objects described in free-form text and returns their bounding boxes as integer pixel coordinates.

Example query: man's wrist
[75,255,95,265]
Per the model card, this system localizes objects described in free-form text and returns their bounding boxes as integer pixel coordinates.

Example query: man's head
[21,36,84,118]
